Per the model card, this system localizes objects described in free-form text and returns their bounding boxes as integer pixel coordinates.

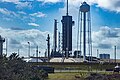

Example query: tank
[80,2,90,12]
[99,54,110,59]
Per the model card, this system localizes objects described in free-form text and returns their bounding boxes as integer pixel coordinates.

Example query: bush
[0,53,48,80]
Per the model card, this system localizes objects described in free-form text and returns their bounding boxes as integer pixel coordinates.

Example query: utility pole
[36,45,38,63]
[6,38,8,56]
[114,46,117,63]
[97,49,99,58]
[39,51,41,57]
[28,42,30,58]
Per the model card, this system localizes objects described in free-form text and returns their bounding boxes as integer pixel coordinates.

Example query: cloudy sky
[0,0,120,59]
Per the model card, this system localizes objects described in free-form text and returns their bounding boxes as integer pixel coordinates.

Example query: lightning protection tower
[77,2,92,62]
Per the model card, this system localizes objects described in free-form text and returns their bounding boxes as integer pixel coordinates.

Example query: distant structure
[99,54,110,59]
[46,34,50,61]
[61,0,74,58]
[0,35,5,56]
[77,2,92,61]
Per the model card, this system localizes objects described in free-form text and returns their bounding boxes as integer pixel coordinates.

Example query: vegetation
[0,53,48,80]
[1,53,118,80]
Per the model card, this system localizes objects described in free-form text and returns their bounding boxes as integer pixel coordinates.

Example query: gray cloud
[100,27,119,38]
[10,39,21,44]
[10,27,25,30]
[97,43,112,49]
[92,26,120,49]
[0,8,37,26]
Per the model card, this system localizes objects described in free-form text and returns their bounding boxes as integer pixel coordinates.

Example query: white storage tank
[99,54,110,59]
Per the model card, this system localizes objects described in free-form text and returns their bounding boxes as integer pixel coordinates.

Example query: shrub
[0,53,48,80]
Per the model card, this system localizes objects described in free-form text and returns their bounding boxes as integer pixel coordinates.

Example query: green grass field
[30,62,118,80]
[47,71,115,80]
[48,72,85,80]
[47,71,114,80]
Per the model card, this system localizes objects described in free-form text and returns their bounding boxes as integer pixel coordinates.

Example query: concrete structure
[24,58,43,62]
[0,35,5,56]
[50,58,83,62]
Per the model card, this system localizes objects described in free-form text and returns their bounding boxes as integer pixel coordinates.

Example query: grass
[47,71,114,80]
[30,62,118,80]
[48,72,89,80]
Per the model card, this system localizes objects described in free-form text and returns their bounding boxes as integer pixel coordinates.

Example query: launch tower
[61,0,74,58]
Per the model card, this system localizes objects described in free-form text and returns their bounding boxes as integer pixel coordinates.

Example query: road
[54,69,110,73]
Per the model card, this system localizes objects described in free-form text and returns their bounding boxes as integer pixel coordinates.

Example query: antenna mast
[66,0,68,16]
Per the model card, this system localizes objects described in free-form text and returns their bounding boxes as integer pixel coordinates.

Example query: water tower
[0,35,5,56]
[77,2,92,62]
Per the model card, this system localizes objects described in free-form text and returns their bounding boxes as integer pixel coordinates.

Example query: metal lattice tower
[58,32,62,52]
[53,19,58,53]
[77,2,92,62]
